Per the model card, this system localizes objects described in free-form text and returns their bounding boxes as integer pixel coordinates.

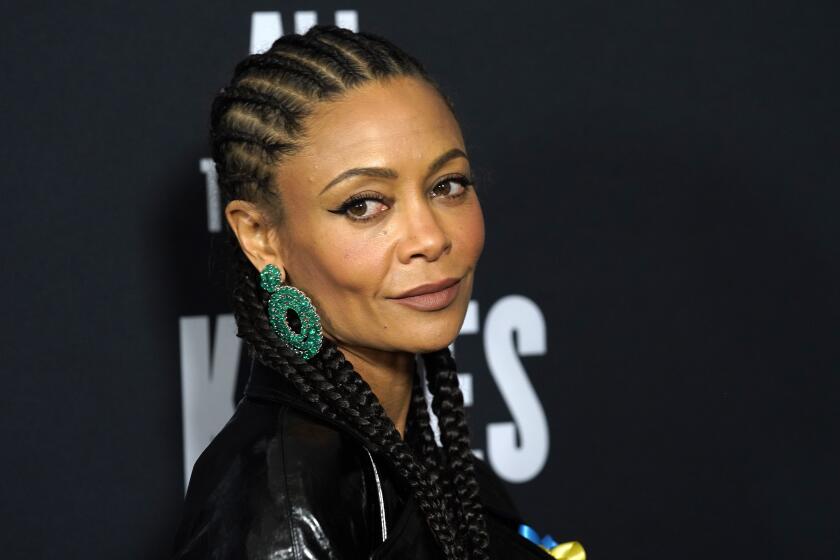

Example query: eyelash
[330,174,475,222]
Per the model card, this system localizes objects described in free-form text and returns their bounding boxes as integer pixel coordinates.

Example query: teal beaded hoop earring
[259,263,323,360]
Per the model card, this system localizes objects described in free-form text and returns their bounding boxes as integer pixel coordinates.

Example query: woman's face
[233,75,484,355]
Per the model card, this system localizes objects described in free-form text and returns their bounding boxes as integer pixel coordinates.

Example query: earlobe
[225,200,282,272]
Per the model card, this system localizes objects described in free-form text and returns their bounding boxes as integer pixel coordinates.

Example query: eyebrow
[319,148,468,195]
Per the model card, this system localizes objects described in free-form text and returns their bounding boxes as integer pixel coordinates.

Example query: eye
[430,175,473,199]
[330,194,390,222]
[346,198,387,219]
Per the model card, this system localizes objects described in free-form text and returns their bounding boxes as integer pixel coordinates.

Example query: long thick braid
[213,24,486,558]
[406,372,472,560]
[424,350,492,559]
[405,368,439,477]
[405,352,490,559]
[404,365,455,525]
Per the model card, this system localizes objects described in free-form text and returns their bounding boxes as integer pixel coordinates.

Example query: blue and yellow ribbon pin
[518,524,586,560]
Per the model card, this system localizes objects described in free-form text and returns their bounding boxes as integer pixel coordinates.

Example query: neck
[335,343,415,439]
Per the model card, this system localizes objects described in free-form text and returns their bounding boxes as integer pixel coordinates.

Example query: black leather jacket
[171,358,550,559]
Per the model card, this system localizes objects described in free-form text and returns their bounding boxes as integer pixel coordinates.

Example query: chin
[392,315,464,354]
[407,340,454,355]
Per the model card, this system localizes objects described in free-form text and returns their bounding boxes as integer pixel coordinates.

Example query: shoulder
[171,398,374,559]
[472,456,559,559]
[472,455,522,527]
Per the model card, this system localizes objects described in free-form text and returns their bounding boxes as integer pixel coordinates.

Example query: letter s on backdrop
[484,295,549,483]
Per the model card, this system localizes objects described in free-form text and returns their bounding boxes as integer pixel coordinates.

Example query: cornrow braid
[212,24,489,560]
[233,53,343,94]
[274,34,368,84]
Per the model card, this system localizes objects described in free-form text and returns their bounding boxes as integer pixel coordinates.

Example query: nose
[396,196,452,264]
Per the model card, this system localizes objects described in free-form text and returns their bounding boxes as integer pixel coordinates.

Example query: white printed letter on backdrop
[179,315,241,486]
[484,295,549,483]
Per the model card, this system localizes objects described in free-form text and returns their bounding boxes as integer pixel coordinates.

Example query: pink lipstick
[389,278,461,311]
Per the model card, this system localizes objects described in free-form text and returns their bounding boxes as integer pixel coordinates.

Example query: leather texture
[171,357,551,559]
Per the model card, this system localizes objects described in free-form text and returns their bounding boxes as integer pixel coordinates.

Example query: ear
[225,200,285,272]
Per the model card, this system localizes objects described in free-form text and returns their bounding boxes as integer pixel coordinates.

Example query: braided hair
[210,24,490,559]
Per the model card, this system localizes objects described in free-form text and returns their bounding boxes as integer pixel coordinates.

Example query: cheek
[298,228,393,343]
[304,229,392,295]
[455,200,486,262]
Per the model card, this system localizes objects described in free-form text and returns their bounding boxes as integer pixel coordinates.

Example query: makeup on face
[269,76,485,353]
[388,277,461,311]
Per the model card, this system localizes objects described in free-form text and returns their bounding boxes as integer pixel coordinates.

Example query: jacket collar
[242,354,310,408]
[242,354,386,453]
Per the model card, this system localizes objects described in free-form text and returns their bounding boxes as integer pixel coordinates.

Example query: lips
[388,277,462,311]
[391,277,460,299]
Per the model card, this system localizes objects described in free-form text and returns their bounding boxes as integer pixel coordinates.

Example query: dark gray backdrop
[2,1,838,558]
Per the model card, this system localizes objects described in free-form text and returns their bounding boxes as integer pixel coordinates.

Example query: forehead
[278,76,465,186]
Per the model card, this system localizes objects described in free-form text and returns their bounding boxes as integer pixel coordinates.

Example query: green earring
[259,263,323,360]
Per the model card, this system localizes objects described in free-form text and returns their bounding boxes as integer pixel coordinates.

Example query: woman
[172,24,563,560]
